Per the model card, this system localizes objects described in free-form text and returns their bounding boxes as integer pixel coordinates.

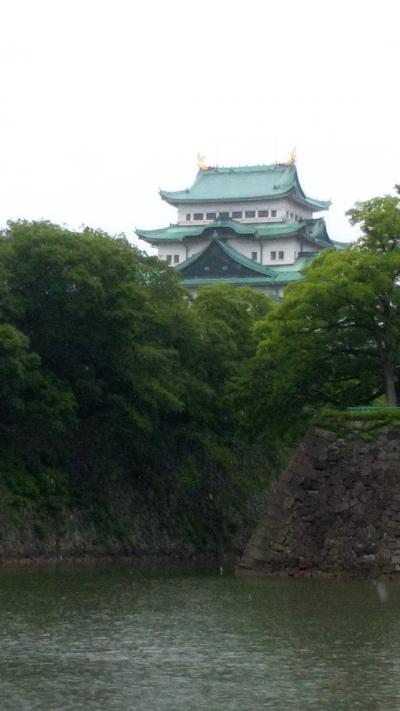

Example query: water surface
[0,565,399,710]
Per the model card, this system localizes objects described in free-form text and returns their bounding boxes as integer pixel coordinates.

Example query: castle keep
[137,159,342,296]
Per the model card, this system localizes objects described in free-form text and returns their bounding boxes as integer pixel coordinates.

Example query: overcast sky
[0,0,399,250]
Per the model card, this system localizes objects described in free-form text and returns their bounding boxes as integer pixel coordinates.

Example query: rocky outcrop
[239,426,400,576]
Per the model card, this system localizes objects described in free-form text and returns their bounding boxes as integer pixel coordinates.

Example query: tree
[0,322,75,448]
[347,195,400,254]
[0,220,285,554]
[0,221,188,481]
[347,194,400,404]
[171,285,274,555]
[237,196,400,444]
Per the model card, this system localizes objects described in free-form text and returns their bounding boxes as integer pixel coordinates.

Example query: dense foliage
[0,221,274,554]
[237,192,400,446]
[1,193,399,556]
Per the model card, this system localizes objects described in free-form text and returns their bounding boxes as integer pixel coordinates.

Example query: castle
[137,158,342,296]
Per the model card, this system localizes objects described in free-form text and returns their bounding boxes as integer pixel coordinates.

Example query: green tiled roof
[136,218,332,247]
[160,164,330,211]
[176,238,275,277]
[271,267,309,284]
[136,220,254,243]
[331,239,350,250]
[176,237,322,290]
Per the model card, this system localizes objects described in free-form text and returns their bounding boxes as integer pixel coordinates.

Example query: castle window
[278,251,284,260]
[206,212,217,220]
[174,254,179,264]
[218,211,229,219]
[166,255,172,264]
[245,210,256,218]
[232,211,242,219]
[290,213,294,220]
[270,251,276,260]
[251,252,258,261]
[194,213,204,220]
[186,214,191,221]
[258,210,269,218]
[271,210,277,217]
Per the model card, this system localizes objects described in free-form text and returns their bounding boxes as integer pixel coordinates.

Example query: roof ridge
[200,163,293,172]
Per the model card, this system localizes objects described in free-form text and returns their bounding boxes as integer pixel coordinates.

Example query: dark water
[0,565,400,710]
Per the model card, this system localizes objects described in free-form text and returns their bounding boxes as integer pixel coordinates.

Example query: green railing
[347,406,400,412]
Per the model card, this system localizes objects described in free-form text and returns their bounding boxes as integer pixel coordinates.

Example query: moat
[1,565,400,710]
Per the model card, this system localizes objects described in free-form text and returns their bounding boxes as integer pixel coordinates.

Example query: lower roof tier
[174,237,320,290]
[136,217,333,250]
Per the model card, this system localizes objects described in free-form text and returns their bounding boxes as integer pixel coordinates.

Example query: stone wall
[239,426,400,576]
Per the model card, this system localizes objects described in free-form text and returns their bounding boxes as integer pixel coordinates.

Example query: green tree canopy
[347,194,400,253]
[237,194,400,445]
[0,221,190,478]
[0,221,275,556]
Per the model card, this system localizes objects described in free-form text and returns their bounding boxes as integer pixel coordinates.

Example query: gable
[178,239,273,280]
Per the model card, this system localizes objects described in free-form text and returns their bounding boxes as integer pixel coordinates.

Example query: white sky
[0,0,399,250]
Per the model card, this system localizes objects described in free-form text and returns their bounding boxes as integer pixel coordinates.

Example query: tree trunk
[384,356,398,406]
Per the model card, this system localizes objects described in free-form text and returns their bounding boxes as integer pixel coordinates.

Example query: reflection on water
[0,565,400,710]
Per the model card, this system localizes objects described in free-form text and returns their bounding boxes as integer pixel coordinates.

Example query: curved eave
[272,272,304,284]
[137,220,256,245]
[136,227,183,245]
[161,189,330,210]
[160,187,299,206]
[291,173,330,211]
[181,276,276,287]
[309,240,333,250]
[331,239,350,250]
[160,167,330,210]
[293,196,331,211]
[137,218,333,248]
[137,220,308,245]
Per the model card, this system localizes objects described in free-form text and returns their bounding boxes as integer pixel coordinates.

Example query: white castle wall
[158,235,316,267]
[176,198,313,225]
[158,242,186,264]
[158,237,209,264]
[224,236,308,265]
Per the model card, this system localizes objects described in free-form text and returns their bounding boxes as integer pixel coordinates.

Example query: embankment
[239,423,400,576]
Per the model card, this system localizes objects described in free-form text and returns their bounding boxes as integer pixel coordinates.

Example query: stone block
[385,520,400,532]
[313,428,337,442]
[330,501,350,513]
[360,490,373,502]
[331,481,344,493]
[247,547,270,563]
